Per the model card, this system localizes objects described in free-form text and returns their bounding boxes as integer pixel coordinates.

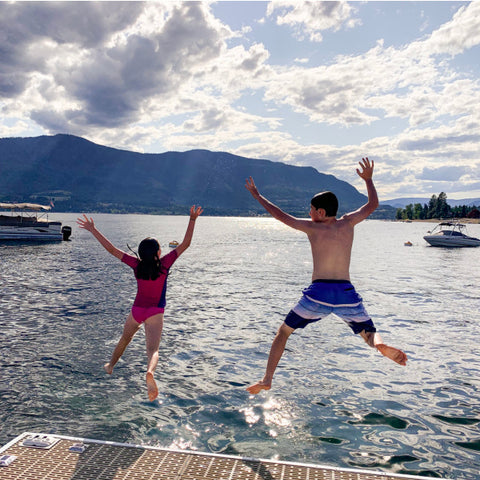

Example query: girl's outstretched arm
[175,205,203,257]
[76,214,125,260]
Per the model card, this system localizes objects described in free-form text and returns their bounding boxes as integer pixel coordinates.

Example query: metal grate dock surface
[0,433,444,480]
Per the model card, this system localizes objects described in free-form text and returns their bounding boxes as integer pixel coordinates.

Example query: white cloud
[421,2,480,56]
[257,0,480,151]
[1,2,237,131]
[0,120,31,138]
[419,166,469,181]
[267,1,360,42]
[0,2,144,96]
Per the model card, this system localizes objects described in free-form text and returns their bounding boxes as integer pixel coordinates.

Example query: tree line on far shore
[395,192,480,220]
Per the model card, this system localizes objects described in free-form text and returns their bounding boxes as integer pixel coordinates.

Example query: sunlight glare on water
[1,213,479,479]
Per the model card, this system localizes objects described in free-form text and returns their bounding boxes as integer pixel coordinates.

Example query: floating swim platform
[0,432,450,480]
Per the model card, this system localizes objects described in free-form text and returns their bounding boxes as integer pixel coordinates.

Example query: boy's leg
[246,322,295,394]
[104,312,141,374]
[360,330,408,366]
[143,313,164,401]
[336,295,408,367]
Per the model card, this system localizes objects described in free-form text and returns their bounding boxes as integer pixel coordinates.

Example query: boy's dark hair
[136,237,164,280]
[311,191,338,217]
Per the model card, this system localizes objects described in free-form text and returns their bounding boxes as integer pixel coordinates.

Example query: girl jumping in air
[77,206,203,401]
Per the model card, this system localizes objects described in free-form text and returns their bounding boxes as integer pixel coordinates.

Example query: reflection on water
[1,214,480,479]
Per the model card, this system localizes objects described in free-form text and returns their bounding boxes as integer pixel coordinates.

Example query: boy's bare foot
[146,372,158,401]
[104,363,113,375]
[246,381,271,395]
[376,344,408,366]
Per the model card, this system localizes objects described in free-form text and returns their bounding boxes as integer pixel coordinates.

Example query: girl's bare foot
[104,363,113,375]
[246,380,271,395]
[376,344,408,366]
[146,372,158,401]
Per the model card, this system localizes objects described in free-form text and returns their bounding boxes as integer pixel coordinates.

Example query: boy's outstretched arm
[175,205,203,256]
[344,158,379,225]
[76,215,125,259]
[245,177,311,232]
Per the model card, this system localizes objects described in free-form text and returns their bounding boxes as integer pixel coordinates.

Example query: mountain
[382,197,480,208]
[0,134,391,217]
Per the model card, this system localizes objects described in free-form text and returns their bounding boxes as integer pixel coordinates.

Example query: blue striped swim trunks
[284,280,376,334]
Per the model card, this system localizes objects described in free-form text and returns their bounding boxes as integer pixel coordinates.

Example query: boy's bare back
[306,217,355,281]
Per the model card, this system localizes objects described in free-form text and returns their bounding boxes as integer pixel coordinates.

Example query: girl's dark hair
[311,191,338,217]
[136,238,164,280]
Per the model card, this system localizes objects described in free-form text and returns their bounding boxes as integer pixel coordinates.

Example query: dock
[1,432,447,480]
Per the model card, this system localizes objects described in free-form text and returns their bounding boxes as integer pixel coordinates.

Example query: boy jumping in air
[245,158,407,395]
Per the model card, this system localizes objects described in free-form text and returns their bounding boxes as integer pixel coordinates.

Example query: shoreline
[395,218,480,224]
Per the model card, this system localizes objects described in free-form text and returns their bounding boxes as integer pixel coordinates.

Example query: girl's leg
[104,312,141,374]
[143,313,164,401]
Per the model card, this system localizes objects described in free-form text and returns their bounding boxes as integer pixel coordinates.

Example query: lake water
[1,214,479,479]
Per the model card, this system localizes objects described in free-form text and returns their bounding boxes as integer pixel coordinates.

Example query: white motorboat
[0,202,71,241]
[423,221,480,247]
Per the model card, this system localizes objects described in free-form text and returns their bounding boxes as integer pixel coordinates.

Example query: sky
[1,1,480,200]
